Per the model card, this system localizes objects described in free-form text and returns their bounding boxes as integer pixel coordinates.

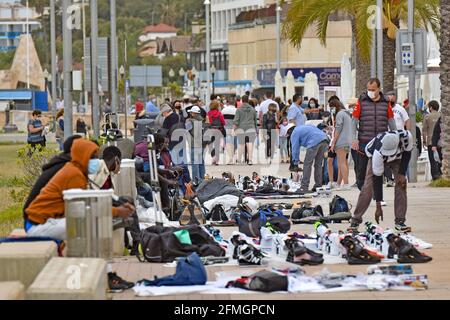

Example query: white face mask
[368,91,376,99]
[310,103,316,108]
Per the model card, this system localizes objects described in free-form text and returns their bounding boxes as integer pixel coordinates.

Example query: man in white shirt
[387,91,410,130]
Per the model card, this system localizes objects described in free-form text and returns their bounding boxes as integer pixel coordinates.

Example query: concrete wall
[228,20,352,81]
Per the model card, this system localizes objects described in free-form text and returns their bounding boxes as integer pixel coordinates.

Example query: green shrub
[0,205,22,237]
[416,111,423,124]
[11,145,59,203]
[429,178,450,188]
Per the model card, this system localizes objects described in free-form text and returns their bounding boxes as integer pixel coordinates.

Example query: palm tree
[282,0,439,95]
[157,0,181,25]
[440,0,449,178]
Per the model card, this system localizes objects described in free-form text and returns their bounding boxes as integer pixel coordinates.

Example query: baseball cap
[380,134,400,156]
[160,105,172,114]
[189,106,201,114]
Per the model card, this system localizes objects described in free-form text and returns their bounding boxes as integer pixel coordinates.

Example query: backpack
[210,115,226,137]
[226,271,288,293]
[329,195,351,215]
[137,225,225,263]
[236,208,288,238]
[291,204,324,224]
[179,199,206,226]
[205,204,228,222]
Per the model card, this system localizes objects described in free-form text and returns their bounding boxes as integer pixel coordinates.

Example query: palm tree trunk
[440,0,450,179]
[383,32,396,94]
[351,18,371,97]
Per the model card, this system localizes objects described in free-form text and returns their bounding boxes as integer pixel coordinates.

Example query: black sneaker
[237,244,264,266]
[347,222,360,233]
[289,163,302,172]
[395,223,412,233]
[108,272,135,293]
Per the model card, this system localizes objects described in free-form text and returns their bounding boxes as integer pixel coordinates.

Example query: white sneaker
[337,184,352,191]
[326,182,339,189]
[381,201,387,207]
[401,234,433,250]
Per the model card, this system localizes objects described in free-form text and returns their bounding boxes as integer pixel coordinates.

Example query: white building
[138,23,178,44]
[211,0,275,49]
[0,1,41,52]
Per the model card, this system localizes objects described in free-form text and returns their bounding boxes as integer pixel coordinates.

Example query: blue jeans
[56,138,64,151]
[190,148,205,181]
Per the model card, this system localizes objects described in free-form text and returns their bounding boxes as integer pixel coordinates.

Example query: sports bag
[137,225,225,263]
[226,270,288,293]
[179,199,206,226]
[205,204,228,222]
[236,208,288,238]
[291,204,324,224]
[329,195,351,215]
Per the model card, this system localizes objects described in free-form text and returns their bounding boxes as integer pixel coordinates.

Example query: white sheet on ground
[203,195,240,218]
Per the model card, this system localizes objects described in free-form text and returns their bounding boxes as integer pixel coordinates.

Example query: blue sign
[257,68,341,88]
[125,80,130,90]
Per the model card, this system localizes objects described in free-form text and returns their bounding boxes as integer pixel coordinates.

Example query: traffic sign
[396,29,428,75]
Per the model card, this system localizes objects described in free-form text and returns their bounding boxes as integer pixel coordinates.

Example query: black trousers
[355,144,369,191]
[428,145,443,180]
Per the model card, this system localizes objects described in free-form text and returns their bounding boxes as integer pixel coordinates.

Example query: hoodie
[26,139,99,225]
[207,109,225,127]
[233,103,257,131]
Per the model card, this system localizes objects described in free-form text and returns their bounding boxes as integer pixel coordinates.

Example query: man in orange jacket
[25,139,134,240]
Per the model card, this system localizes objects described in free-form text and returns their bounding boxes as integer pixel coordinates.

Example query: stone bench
[27,257,108,300]
[0,282,25,300]
[0,242,57,288]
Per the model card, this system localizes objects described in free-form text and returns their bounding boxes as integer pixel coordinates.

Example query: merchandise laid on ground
[0,162,440,300]
[114,174,433,298]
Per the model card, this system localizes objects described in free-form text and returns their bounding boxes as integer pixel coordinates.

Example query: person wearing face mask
[146,95,159,113]
[279,117,290,163]
[347,98,359,187]
[25,139,135,241]
[306,98,320,120]
[351,78,397,191]
[89,146,122,190]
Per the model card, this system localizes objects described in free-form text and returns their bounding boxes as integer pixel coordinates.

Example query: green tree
[282,0,439,94]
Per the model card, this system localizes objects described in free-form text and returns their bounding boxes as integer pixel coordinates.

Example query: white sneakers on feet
[337,184,352,191]
[326,182,339,189]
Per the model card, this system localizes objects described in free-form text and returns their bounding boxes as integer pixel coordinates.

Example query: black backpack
[329,195,351,215]
[291,204,324,224]
[205,204,228,222]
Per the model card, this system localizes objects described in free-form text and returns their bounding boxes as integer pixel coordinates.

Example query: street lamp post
[50,0,57,131]
[204,0,211,107]
[179,68,186,87]
[62,0,73,138]
[119,64,127,138]
[110,0,118,115]
[376,0,383,88]
[211,65,216,96]
[91,0,100,138]
[408,0,418,182]
[276,1,281,74]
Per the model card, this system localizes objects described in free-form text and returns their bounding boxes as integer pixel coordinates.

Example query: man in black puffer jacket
[23,135,82,223]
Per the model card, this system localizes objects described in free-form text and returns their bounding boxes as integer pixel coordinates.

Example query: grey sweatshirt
[335,110,353,149]
[233,103,258,131]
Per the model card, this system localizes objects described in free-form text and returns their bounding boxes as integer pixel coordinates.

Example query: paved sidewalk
[112,163,450,300]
